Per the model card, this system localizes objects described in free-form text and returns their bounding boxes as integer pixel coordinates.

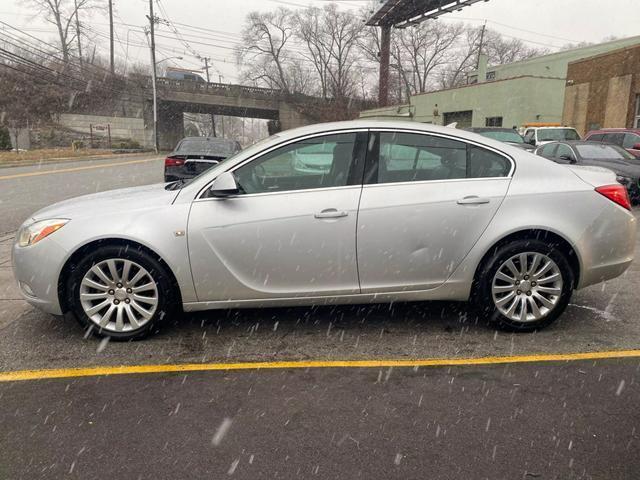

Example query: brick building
[563,44,640,136]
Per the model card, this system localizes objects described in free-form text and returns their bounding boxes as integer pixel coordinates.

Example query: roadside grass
[0,148,144,165]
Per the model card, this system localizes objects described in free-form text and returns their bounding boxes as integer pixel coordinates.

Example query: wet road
[2,359,638,479]
[0,156,639,479]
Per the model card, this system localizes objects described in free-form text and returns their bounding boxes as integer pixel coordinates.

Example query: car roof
[528,126,578,130]
[465,127,517,132]
[586,128,640,134]
[543,140,604,145]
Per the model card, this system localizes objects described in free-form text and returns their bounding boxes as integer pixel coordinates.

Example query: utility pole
[147,0,159,153]
[378,24,391,107]
[201,57,211,83]
[108,0,114,74]
[73,0,83,70]
[476,21,487,69]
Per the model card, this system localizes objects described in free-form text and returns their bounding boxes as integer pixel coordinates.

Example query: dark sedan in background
[464,127,535,151]
[536,140,640,203]
[164,137,242,182]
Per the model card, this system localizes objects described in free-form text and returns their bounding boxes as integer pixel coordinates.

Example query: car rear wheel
[66,245,177,340]
[474,239,575,331]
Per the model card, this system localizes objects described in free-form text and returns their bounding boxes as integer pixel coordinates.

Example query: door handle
[314,208,348,219]
[457,196,490,205]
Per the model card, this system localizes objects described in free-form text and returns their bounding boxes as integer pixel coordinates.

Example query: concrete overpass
[153,79,315,149]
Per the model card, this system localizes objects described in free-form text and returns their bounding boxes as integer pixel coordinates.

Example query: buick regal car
[13,120,637,340]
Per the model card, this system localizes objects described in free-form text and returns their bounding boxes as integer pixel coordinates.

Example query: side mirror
[528,138,536,146]
[209,171,239,197]
[558,154,576,163]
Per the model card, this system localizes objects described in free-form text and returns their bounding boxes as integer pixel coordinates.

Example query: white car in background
[523,127,581,147]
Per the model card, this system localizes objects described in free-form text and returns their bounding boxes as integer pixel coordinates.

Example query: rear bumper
[576,204,637,289]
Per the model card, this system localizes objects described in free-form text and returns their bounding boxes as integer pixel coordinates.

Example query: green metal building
[360,36,640,129]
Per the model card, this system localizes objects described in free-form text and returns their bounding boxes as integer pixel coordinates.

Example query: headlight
[17,219,69,247]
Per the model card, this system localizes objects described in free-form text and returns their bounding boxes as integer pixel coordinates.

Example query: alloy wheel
[79,258,159,333]
[491,252,563,323]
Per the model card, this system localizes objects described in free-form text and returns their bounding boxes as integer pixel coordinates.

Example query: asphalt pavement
[0,156,639,479]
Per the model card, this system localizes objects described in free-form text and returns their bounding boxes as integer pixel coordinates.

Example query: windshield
[576,144,635,160]
[538,128,581,142]
[176,138,238,155]
[478,130,524,143]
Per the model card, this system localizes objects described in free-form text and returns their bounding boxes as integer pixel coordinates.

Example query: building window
[485,117,503,127]
[486,71,496,81]
[635,94,640,128]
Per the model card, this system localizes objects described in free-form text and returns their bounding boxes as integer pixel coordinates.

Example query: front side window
[587,133,604,142]
[374,132,510,184]
[234,133,357,194]
[538,143,557,157]
[554,144,576,161]
[603,133,624,146]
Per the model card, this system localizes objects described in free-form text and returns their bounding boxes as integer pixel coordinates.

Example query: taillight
[595,184,631,211]
[165,156,185,167]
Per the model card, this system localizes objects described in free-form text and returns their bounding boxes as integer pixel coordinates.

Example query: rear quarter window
[467,146,511,178]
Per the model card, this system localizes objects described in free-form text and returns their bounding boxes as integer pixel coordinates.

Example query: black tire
[65,244,179,340]
[473,239,575,332]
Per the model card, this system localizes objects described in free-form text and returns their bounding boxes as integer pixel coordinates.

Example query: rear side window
[622,133,640,149]
[373,132,510,184]
[587,133,604,142]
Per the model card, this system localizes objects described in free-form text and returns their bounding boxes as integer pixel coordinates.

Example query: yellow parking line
[1,349,640,383]
[0,157,160,180]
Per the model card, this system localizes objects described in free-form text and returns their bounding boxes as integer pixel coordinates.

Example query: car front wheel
[474,239,575,331]
[66,245,177,340]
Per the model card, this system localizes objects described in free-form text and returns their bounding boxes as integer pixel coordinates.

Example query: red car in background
[583,128,640,158]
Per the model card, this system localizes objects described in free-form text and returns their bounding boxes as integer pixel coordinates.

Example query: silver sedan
[12,121,637,339]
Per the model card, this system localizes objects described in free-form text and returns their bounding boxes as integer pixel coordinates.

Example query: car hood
[30,183,179,222]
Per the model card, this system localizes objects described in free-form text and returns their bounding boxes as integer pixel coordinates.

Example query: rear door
[356,130,513,293]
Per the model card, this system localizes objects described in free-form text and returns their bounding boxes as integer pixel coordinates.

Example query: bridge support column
[157,102,184,151]
[278,102,316,132]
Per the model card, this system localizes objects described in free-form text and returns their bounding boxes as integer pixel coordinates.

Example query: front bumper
[12,237,69,315]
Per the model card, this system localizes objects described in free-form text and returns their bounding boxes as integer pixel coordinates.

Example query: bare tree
[392,21,464,96]
[320,4,365,100]
[439,25,546,89]
[238,8,298,93]
[23,0,99,63]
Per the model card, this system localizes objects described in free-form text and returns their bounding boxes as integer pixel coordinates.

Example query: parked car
[535,140,640,203]
[13,120,636,340]
[164,137,242,182]
[583,128,640,158]
[523,127,581,146]
[465,127,535,151]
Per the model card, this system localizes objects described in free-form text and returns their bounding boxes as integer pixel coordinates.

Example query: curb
[0,151,162,169]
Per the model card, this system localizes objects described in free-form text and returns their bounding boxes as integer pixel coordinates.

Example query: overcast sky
[5,0,640,83]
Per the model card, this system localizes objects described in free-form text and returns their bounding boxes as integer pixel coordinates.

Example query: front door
[187,131,367,302]
[357,130,513,293]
